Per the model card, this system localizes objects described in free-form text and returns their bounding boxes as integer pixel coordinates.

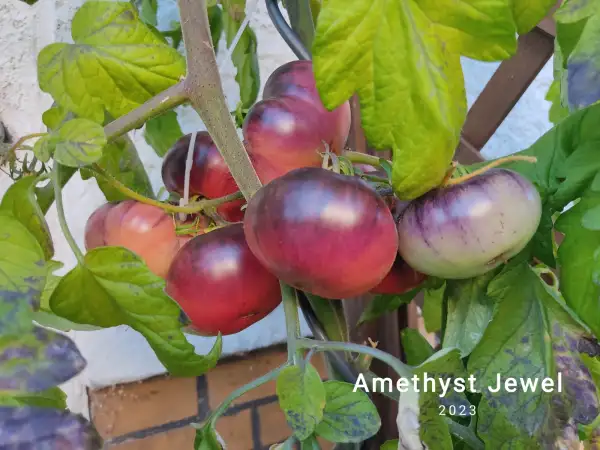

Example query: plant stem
[442,155,537,187]
[52,164,84,264]
[343,151,385,167]
[178,0,262,200]
[281,282,301,364]
[209,364,288,425]
[103,81,187,141]
[91,164,242,213]
[296,338,412,379]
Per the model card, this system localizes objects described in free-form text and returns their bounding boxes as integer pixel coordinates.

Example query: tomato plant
[2,0,600,448]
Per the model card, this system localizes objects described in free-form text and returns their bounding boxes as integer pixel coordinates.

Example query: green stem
[90,164,243,214]
[178,0,262,200]
[343,151,386,168]
[296,337,412,379]
[52,165,84,264]
[209,364,288,425]
[281,282,301,364]
[103,81,187,141]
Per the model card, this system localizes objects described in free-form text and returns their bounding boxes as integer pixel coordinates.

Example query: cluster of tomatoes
[85,61,542,336]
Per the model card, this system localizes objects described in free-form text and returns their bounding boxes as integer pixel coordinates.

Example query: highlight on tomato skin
[84,200,192,279]
[262,59,351,145]
[161,132,245,222]
[396,168,542,279]
[165,223,282,336]
[243,167,398,299]
[370,255,427,295]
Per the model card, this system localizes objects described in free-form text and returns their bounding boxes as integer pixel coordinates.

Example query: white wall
[0,0,554,416]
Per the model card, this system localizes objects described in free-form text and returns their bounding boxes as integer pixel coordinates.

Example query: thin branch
[103,81,187,141]
[178,0,262,200]
[52,165,84,264]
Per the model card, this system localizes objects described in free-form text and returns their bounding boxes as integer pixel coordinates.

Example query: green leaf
[312,0,466,200]
[32,135,55,163]
[276,364,326,440]
[49,247,221,376]
[443,269,499,357]
[422,283,445,333]
[397,349,469,449]
[143,111,183,157]
[299,435,321,449]
[357,290,419,326]
[511,0,557,34]
[0,387,66,409]
[304,293,348,342]
[0,326,86,392]
[546,80,571,125]
[138,0,158,26]
[81,135,155,201]
[52,119,107,167]
[222,1,260,110]
[556,181,600,338]
[208,5,224,54]
[415,0,517,61]
[37,1,185,123]
[531,205,556,267]
[380,440,399,450]
[467,262,600,448]
[0,176,53,260]
[314,381,380,443]
[42,106,68,130]
[0,213,46,321]
[400,329,434,366]
[496,103,600,212]
[555,0,599,23]
[194,425,223,450]
[563,11,600,110]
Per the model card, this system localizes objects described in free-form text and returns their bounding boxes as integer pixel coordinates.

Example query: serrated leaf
[312,0,466,200]
[80,135,155,201]
[511,0,557,34]
[276,364,326,440]
[358,290,419,326]
[422,283,445,333]
[143,111,183,157]
[467,262,600,448]
[0,406,102,449]
[0,326,86,392]
[555,0,599,23]
[222,1,260,110]
[1,176,53,260]
[37,1,185,123]
[49,247,221,376]
[400,329,434,366]
[0,387,66,409]
[0,213,46,322]
[52,119,107,167]
[556,181,600,338]
[32,135,55,163]
[443,270,499,357]
[314,381,380,443]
